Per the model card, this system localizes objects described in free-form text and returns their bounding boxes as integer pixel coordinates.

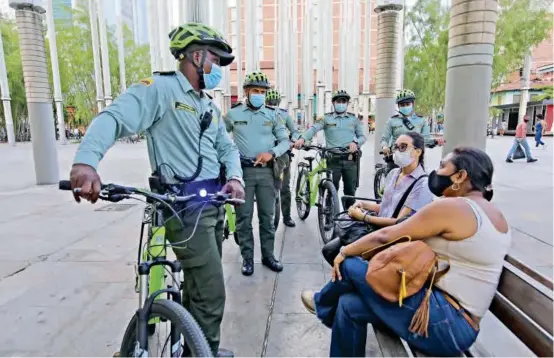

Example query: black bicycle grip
[59,180,72,191]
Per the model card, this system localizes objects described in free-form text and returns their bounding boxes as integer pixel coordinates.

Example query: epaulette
[325,112,333,115]
[347,112,355,116]
[153,71,176,76]
[265,106,275,110]
[392,114,401,118]
[204,92,213,99]
[231,102,243,109]
[279,108,288,113]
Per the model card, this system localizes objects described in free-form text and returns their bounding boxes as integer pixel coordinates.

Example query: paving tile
[265,313,331,357]
[273,263,326,314]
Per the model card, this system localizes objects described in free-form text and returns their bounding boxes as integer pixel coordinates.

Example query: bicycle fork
[136,260,183,357]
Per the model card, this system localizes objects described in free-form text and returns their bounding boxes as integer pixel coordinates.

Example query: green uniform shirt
[301,111,366,148]
[73,71,242,183]
[224,103,290,159]
[276,108,300,141]
[380,113,432,148]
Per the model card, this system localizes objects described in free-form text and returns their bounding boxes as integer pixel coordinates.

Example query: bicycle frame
[224,203,236,233]
[298,154,333,207]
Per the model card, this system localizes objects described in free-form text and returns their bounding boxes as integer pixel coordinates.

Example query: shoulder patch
[231,102,243,109]
[325,112,334,115]
[265,106,275,111]
[139,77,154,86]
[153,71,176,76]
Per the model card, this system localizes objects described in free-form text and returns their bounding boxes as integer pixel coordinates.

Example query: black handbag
[513,144,526,160]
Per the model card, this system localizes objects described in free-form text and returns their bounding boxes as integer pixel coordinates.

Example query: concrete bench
[366,255,553,357]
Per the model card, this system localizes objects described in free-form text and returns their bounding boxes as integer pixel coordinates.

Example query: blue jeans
[506,138,534,160]
[314,257,478,357]
[535,134,545,147]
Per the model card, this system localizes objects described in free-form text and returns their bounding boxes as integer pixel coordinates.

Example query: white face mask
[393,150,415,168]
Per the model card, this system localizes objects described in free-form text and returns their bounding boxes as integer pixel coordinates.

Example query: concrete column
[362,0,371,137]
[146,0,161,73]
[186,0,209,22]
[97,0,112,106]
[46,0,67,144]
[518,51,532,123]
[116,0,127,93]
[235,0,243,100]
[10,1,59,184]
[0,26,16,145]
[316,83,325,119]
[324,89,332,113]
[89,0,104,113]
[443,0,498,153]
[158,0,173,71]
[244,0,258,73]
[374,2,402,160]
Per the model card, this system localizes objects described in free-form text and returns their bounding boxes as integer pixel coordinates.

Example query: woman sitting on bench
[322,132,433,266]
[302,147,512,357]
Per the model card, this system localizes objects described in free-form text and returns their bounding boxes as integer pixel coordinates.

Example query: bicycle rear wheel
[317,180,340,244]
[373,167,388,200]
[119,299,212,357]
[295,167,311,220]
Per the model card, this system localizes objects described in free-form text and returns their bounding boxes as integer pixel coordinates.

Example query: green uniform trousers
[166,204,225,356]
[236,166,277,260]
[328,157,358,210]
[276,153,292,220]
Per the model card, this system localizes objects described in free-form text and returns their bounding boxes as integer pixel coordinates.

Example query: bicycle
[59,179,243,357]
[374,140,440,199]
[295,145,351,244]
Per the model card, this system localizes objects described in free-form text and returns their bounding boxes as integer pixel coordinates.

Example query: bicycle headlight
[199,189,208,198]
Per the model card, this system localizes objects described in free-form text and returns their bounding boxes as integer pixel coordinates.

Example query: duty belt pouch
[273,154,288,190]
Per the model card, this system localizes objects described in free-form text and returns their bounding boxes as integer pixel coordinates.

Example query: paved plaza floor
[0,135,551,356]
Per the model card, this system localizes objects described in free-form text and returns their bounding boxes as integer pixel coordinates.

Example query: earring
[452,182,460,191]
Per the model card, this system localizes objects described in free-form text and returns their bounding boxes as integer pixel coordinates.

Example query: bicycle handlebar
[58,180,245,206]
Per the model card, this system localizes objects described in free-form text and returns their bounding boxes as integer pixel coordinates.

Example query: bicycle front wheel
[317,180,340,244]
[295,167,311,220]
[373,167,388,200]
[119,299,212,357]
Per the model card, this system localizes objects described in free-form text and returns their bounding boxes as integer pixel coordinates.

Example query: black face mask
[428,170,455,197]
[484,190,494,201]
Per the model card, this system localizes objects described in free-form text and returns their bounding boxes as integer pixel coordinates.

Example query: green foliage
[1,5,151,138]
[404,0,553,116]
[535,85,553,101]
[0,18,28,139]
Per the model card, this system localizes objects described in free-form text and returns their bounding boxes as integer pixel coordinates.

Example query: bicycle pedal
[134,276,139,293]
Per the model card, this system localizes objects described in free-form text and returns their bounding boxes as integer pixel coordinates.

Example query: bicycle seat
[304,156,316,162]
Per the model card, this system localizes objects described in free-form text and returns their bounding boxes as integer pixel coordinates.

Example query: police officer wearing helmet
[225,72,290,276]
[266,88,299,228]
[69,22,243,357]
[381,89,443,155]
[294,90,366,209]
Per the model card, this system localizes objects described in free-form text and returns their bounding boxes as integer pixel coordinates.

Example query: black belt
[240,159,273,168]
[172,178,222,196]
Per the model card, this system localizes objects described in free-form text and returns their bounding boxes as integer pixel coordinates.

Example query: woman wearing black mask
[300,147,512,357]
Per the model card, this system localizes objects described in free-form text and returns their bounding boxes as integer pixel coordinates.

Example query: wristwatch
[228,176,245,187]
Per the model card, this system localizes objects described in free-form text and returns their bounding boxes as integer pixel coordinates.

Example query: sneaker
[527,158,538,163]
[300,290,316,315]
[506,158,513,163]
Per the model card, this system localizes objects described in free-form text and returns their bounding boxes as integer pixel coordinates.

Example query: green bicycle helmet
[396,89,416,104]
[332,89,351,101]
[243,71,271,89]
[266,89,281,105]
[168,22,234,66]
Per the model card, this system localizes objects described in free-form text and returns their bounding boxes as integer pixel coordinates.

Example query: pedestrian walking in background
[535,114,546,148]
[506,115,537,163]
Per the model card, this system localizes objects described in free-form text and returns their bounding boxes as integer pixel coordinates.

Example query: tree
[535,85,553,101]
[404,0,553,116]
[0,17,29,141]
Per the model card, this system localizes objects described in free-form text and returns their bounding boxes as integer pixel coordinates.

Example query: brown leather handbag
[362,236,449,337]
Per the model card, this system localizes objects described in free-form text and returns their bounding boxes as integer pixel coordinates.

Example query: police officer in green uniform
[68,23,243,357]
[266,89,299,228]
[380,89,443,155]
[225,72,290,276]
[294,90,366,209]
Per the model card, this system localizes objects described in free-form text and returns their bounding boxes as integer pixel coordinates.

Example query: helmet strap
[187,48,208,90]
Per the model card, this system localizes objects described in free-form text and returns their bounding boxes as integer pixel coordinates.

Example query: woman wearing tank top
[300,147,512,357]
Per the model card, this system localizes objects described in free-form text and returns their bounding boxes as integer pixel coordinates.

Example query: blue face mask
[399,104,413,116]
[249,94,266,108]
[203,62,222,90]
[335,103,347,113]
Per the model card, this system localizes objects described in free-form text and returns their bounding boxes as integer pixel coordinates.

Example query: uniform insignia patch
[174,102,196,114]
[235,121,248,125]
[139,78,153,86]
[327,123,337,127]
[263,121,273,126]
